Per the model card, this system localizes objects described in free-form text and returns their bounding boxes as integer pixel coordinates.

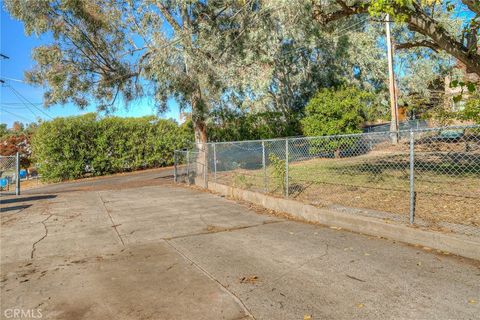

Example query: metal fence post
[213,143,217,182]
[186,150,190,185]
[173,151,178,183]
[262,141,266,192]
[15,152,20,196]
[409,130,415,224]
[285,138,289,198]
[203,144,208,188]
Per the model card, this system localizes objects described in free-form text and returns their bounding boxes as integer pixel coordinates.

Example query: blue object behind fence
[19,169,27,179]
[0,178,8,188]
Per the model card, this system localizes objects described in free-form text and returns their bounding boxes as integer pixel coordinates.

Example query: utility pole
[385,14,399,143]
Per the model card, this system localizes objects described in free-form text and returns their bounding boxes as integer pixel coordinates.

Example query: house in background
[444,47,480,123]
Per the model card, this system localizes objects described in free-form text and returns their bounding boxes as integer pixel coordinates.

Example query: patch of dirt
[295,182,479,228]
[19,179,45,190]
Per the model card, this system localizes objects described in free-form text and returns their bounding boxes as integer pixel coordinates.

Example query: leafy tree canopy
[301,86,377,136]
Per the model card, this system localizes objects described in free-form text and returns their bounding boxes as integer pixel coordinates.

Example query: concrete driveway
[1,170,479,319]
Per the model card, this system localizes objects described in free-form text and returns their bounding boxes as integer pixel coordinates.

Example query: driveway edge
[205,181,480,261]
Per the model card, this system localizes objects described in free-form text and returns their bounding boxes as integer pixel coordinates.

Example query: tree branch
[395,40,440,52]
[312,0,368,24]
[461,0,480,15]
[405,2,480,76]
[156,3,183,34]
[311,0,480,77]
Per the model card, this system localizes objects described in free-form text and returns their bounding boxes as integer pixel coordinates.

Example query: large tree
[5,0,273,143]
[6,0,391,143]
[312,0,480,79]
[212,1,388,116]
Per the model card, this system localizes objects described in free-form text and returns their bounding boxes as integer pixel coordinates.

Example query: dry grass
[214,151,480,228]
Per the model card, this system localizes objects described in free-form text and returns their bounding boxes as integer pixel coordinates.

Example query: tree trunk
[193,119,207,144]
[191,87,208,187]
[191,88,208,144]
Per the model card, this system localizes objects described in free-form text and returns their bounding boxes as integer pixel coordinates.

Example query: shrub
[0,134,32,168]
[32,114,193,181]
[268,153,286,193]
[301,86,376,136]
[301,87,376,157]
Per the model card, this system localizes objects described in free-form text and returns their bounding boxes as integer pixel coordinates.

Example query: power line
[273,19,375,60]
[1,102,43,105]
[5,84,54,119]
[332,16,371,37]
[4,85,44,119]
[0,105,31,110]
[1,77,25,83]
[1,109,36,123]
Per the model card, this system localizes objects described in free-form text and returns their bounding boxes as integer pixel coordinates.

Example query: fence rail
[175,125,480,236]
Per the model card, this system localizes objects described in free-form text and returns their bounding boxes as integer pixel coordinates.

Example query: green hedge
[32,114,193,181]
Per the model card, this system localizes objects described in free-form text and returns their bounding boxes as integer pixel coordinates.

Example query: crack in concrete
[30,214,53,259]
[97,192,125,247]
[163,220,284,240]
[165,240,256,320]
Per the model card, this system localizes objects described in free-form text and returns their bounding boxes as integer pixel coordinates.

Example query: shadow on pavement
[0,204,32,213]
[0,195,57,205]
[153,175,174,180]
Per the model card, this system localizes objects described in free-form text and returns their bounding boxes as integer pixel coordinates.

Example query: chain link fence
[174,145,208,186]
[175,125,480,237]
[0,153,20,196]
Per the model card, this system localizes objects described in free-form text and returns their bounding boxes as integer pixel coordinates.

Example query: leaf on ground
[304,315,312,320]
[239,275,259,284]
[468,299,477,304]
[206,225,228,232]
[356,303,364,308]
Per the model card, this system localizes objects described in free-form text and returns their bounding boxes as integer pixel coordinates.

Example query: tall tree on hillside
[12,121,24,132]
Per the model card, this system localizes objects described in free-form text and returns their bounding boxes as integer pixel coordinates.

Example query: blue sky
[0,6,180,128]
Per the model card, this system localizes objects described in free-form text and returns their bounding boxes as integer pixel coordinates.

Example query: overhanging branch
[311,0,480,77]
[395,40,440,52]
[461,0,480,15]
[312,0,368,24]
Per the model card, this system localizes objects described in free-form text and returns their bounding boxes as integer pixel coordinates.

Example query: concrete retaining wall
[204,181,480,261]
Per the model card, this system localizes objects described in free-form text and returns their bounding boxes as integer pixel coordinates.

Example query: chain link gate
[175,125,480,237]
[174,147,207,187]
[0,153,20,196]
